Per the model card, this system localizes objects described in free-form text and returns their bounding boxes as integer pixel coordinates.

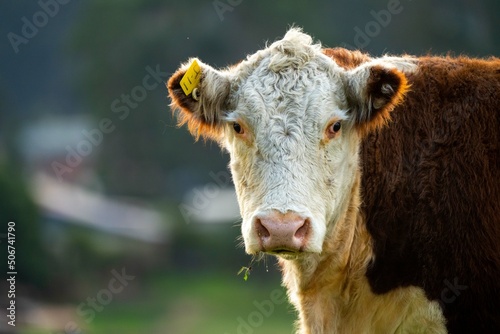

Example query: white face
[223,56,360,256]
[168,28,412,259]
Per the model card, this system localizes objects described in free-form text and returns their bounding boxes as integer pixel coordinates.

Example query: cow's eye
[233,122,243,134]
[326,121,341,139]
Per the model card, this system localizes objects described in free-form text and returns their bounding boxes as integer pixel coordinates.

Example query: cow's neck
[278,169,374,332]
[278,169,446,334]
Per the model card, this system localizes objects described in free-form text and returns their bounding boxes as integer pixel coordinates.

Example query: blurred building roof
[182,186,240,224]
[31,172,167,244]
[18,116,93,164]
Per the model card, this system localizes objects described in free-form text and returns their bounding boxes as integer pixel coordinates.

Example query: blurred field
[19,270,295,334]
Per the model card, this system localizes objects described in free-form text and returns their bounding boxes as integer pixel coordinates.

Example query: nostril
[255,219,271,238]
[294,219,309,239]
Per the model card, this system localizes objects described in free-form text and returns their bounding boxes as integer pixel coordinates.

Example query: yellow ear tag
[180,59,201,96]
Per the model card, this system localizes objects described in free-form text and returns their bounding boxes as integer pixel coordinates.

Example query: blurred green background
[0,1,498,333]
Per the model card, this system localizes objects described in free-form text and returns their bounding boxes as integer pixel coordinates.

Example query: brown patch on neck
[323,48,371,70]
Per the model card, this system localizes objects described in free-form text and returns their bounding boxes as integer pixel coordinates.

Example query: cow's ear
[344,64,409,134]
[168,58,230,141]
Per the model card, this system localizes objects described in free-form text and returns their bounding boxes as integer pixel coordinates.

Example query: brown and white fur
[167,28,500,333]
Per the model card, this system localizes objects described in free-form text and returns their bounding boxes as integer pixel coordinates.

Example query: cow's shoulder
[409,55,500,87]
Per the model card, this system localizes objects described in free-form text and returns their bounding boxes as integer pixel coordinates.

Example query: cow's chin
[271,250,303,260]
[247,245,323,261]
[266,247,302,259]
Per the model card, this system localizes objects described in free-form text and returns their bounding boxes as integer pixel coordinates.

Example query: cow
[167,28,500,333]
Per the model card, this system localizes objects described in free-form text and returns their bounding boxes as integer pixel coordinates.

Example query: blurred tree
[0,162,51,293]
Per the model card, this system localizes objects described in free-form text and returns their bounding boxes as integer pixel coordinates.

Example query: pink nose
[254,211,310,253]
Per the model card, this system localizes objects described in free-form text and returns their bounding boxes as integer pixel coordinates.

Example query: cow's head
[168,29,413,258]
